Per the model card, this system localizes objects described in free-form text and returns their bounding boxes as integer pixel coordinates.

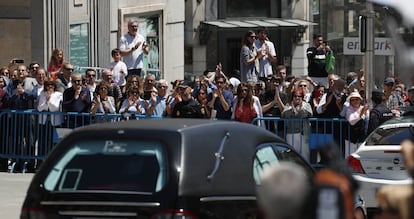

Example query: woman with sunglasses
[281,89,313,162]
[91,81,116,114]
[231,83,262,125]
[343,91,369,157]
[195,84,211,118]
[240,30,263,84]
[119,86,145,116]
[37,79,63,153]
[121,75,143,103]
[296,79,312,102]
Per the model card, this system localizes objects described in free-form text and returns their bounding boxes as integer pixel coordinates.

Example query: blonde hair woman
[47,48,65,80]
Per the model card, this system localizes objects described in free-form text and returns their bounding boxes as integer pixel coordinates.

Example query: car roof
[74,118,235,132]
[380,115,414,127]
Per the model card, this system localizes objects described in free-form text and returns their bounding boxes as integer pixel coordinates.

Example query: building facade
[0,0,409,87]
[184,0,410,89]
[185,0,315,77]
[0,0,185,84]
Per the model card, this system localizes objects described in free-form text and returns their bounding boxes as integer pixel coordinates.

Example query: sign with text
[343,37,394,56]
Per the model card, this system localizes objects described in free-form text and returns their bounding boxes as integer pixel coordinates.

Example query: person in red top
[47,48,65,80]
[232,82,259,123]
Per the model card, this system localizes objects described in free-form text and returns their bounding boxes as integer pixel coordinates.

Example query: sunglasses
[299,84,307,87]
[293,95,303,98]
[73,80,82,84]
[65,68,74,71]
[88,74,96,78]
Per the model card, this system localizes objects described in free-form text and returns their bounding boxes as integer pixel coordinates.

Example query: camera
[143,90,152,100]
[12,80,20,87]
[14,59,24,64]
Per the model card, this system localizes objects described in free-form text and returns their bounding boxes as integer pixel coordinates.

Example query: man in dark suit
[62,72,91,128]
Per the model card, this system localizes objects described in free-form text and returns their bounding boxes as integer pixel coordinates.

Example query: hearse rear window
[43,140,167,193]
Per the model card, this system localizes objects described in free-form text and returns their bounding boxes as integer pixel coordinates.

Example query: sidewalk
[0,172,34,218]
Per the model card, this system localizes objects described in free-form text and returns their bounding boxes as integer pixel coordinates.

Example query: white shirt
[108,61,128,86]
[119,33,146,69]
[37,91,63,126]
[254,40,276,78]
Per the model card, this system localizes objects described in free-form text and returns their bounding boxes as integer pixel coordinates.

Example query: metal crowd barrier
[0,110,157,167]
[252,117,359,166]
[0,110,364,170]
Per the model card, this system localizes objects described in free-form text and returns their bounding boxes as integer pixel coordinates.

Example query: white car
[347,116,414,210]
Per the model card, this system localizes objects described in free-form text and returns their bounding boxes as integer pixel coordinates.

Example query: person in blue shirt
[207,74,233,119]
[145,79,169,117]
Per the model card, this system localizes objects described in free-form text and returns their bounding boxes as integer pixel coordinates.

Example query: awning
[202,18,317,28]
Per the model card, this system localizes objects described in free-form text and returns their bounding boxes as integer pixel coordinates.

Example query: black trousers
[127,69,142,78]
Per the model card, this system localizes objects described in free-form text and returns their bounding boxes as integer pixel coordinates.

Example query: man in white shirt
[119,19,149,77]
[254,27,277,81]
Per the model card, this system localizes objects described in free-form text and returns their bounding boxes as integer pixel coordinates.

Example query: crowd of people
[0,19,413,217]
[0,27,414,166]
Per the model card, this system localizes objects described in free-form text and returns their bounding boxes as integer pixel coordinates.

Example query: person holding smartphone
[306,34,332,87]
[119,19,149,77]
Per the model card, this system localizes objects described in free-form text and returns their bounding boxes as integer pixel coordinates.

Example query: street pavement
[0,172,34,218]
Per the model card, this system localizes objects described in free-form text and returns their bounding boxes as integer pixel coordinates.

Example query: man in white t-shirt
[119,19,149,77]
[254,27,277,81]
[108,48,128,87]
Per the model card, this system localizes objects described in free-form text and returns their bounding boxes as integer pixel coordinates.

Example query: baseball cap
[372,89,384,97]
[383,77,395,84]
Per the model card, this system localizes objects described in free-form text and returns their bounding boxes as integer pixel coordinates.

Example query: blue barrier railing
[0,110,363,171]
[252,117,359,165]
[0,110,158,168]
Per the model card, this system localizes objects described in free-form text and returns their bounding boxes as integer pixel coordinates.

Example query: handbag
[325,51,335,73]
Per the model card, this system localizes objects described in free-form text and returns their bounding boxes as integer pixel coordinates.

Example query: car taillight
[20,207,47,219]
[152,209,198,219]
[347,156,365,174]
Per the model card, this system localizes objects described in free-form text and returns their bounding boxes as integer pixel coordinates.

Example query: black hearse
[21,119,313,218]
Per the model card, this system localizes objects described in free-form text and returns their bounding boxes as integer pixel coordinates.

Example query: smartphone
[143,90,152,100]
[12,80,20,87]
[14,59,24,64]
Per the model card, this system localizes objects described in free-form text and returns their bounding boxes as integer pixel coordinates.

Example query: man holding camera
[306,34,332,87]
[172,81,207,118]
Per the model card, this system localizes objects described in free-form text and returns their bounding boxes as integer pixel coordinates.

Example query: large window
[226,0,270,18]
[44,139,167,193]
[70,23,89,67]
